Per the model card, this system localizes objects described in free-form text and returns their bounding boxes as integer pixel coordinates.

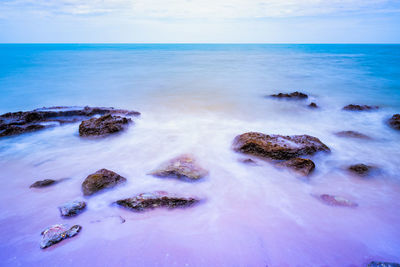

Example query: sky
[0,0,399,43]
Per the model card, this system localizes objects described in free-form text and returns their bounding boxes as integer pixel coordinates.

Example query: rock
[79,114,132,137]
[348,164,375,177]
[238,158,258,165]
[270,91,308,99]
[308,102,318,108]
[368,261,400,267]
[316,194,358,207]
[276,157,315,176]
[388,114,400,130]
[40,224,82,249]
[149,154,208,180]
[232,132,330,160]
[30,179,56,188]
[0,106,140,138]
[59,201,86,217]
[335,131,371,139]
[343,104,379,111]
[115,191,199,212]
[82,169,127,196]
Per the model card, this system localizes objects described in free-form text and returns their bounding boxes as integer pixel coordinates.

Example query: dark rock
[308,102,318,108]
[270,91,308,99]
[0,106,140,138]
[115,191,199,212]
[40,224,82,249]
[30,179,56,188]
[276,157,315,176]
[343,104,379,111]
[149,154,208,180]
[388,114,400,130]
[238,158,258,165]
[335,131,371,139]
[316,194,358,207]
[348,164,375,177]
[232,132,330,160]
[79,114,131,137]
[82,168,127,196]
[368,261,400,267]
[59,201,86,217]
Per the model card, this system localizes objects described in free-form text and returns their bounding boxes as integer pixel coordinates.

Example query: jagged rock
[232,132,330,160]
[0,106,140,138]
[149,154,208,180]
[115,191,199,212]
[335,131,371,139]
[308,102,318,108]
[270,91,308,99]
[343,104,379,111]
[368,261,400,267]
[348,164,375,177]
[59,201,86,217]
[276,157,315,176]
[388,114,400,130]
[315,194,358,207]
[82,169,127,196]
[79,114,132,137]
[40,224,82,249]
[30,179,56,188]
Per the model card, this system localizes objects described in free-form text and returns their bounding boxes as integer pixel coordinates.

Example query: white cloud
[1,0,399,18]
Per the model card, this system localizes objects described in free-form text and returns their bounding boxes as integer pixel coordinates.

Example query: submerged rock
[348,164,375,177]
[30,179,56,188]
[232,132,330,160]
[368,261,400,267]
[82,168,127,196]
[115,191,199,212]
[79,114,132,137]
[308,102,318,108]
[388,114,400,130]
[59,201,86,217]
[149,154,208,180]
[276,157,315,176]
[40,224,82,249]
[343,104,379,111]
[316,194,358,207]
[238,158,258,165]
[0,106,140,138]
[270,91,308,99]
[335,131,371,139]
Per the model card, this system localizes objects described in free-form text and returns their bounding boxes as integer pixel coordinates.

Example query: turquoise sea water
[0,44,400,266]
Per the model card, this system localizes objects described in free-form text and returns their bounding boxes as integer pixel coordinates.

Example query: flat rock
[335,131,371,139]
[115,191,199,212]
[82,168,127,196]
[276,157,315,176]
[232,132,330,160]
[388,114,400,130]
[30,179,56,188]
[0,106,140,138]
[348,164,375,177]
[149,154,208,180]
[343,104,379,111]
[368,261,400,267]
[59,201,86,217]
[40,224,82,249]
[316,194,358,207]
[79,114,132,137]
[270,91,308,100]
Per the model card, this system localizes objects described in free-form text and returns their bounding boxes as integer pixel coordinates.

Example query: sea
[0,44,399,266]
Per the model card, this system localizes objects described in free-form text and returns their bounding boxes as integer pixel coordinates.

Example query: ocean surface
[0,44,400,266]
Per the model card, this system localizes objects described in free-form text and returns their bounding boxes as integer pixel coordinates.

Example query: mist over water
[0,44,400,266]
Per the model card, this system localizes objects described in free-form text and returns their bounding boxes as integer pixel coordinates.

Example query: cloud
[1,0,400,19]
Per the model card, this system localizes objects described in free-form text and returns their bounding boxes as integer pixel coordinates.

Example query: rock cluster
[343,104,379,111]
[270,91,308,99]
[116,191,199,212]
[40,224,82,249]
[82,168,127,196]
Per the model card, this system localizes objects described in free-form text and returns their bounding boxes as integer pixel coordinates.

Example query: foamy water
[0,44,399,266]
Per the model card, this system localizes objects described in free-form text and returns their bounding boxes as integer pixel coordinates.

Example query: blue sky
[0,0,399,43]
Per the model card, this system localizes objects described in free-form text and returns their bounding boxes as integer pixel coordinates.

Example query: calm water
[0,44,400,266]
